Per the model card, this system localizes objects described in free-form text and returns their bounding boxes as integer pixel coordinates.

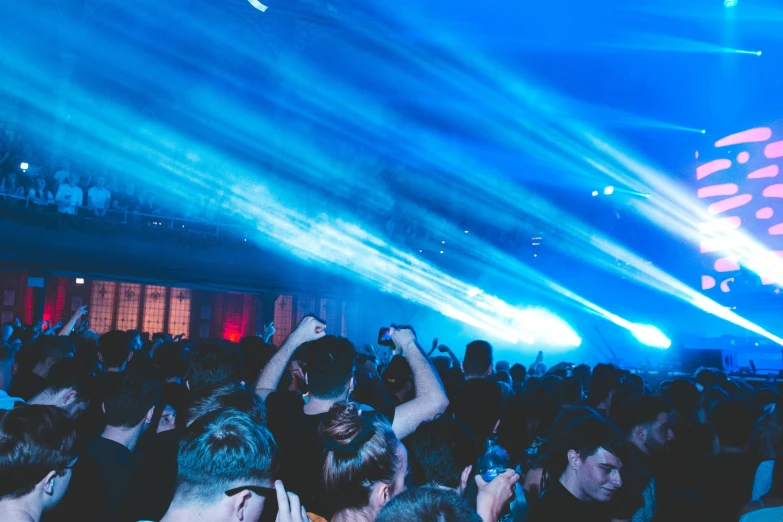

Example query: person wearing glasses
[0,405,78,522]
[160,407,307,522]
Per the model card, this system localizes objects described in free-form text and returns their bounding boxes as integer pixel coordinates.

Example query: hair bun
[319,403,374,453]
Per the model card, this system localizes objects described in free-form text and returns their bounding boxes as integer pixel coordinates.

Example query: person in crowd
[159,408,308,522]
[382,355,414,405]
[54,173,83,215]
[0,406,78,522]
[528,415,627,522]
[185,341,243,398]
[408,418,478,493]
[0,172,25,197]
[376,487,482,522]
[452,378,503,444]
[316,402,408,522]
[695,398,760,522]
[112,181,141,214]
[25,359,96,418]
[256,318,448,516]
[27,178,54,206]
[585,374,621,417]
[0,344,24,409]
[86,175,111,217]
[740,454,783,521]
[52,160,71,190]
[1,322,13,344]
[11,337,76,401]
[610,395,675,522]
[463,340,494,380]
[55,363,163,522]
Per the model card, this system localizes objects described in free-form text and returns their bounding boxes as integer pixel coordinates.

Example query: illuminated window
[90,281,116,334]
[295,296,316,323]
[272,295,293,347]
[116,283,142,331]
[168,288,192,337]
[142,285,167,334]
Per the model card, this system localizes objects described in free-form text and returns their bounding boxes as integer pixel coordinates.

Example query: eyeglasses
[225,486,276,498]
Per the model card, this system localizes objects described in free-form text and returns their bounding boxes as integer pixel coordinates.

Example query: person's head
[31,337,76,378]
[509,363,526,385]
[496,360,510,374]
[665,379,701,420]
[97,330,134,371]
[320,403,407,519]
[560,377,584,408]
[35,178,46,191]
[153,342,187,383]
[585,375,621,413]
[95,176,106,189]
[29,359,96,418]
[612,395,673,456]
[407,418,477,494]
[185,342,242,398]
[103,364,162,433]
[711,398,757,451]
[492,371,512,388]
[0,345,14,391]
[0,323,12,343]
[301,336,355,401]
[169,408,279,522]
[556,416,627,502]
[382,355,413,398]
[185,383,267,427]
[67,173,79,187]
[0,405,77,514]
[452,378,503,443]
[6,173,16,186]
[128,330,142,351]
[462,341,493,379]
[375,486,481,522]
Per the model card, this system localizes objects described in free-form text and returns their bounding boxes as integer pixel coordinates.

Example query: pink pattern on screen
[697,125,783,293]
[698,183,738,198]
[707,194,752,215]
[757,207,774,219]
[714,127,772,147]
[748,165,779,179]
[697,159,732,180]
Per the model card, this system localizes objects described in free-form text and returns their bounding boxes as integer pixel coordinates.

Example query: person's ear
[185,380,191,391]
[127,351,134,362]
[567,449,581,471]
[42,470,58,496]
[374,482,393,508]
[144,406,155,425]
[228,488,252,521]
[460,465,473,493]
[349,377,355,393]
[97,352,104,363]
[633,425,647,443]
[486,364,493,376]
[46,356,57,369]
[304,372,309,386]
[61,388,78,407]
[102,401,106,414]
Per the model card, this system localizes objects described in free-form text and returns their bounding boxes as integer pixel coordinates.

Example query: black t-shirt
[265,392,395,518]
[127,428,182,522]
[9,371,46,400]
[607,446,652,519]
[696,452,758,522]
[528,480,613,522]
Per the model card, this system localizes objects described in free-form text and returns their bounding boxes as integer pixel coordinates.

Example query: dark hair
[560,377,583,407]
[665,379,701,415]
[320,403,401,512]
[407,418,477,489]
[185,383,267,427]
[238,336,275,385]
[452,379,503,442]
[33,336,76,365]
[40,359,97,405]
[375,486,481,522]
[462,341,493,377]
[98,330,133,368]
[0,405,77,499]
[302,336,355,400]
[383,356,412,394]
[711,398,757,448]
[174,408,279,503]
[509,363,526,383]
[186,342,242,398]
[0,344,14,364]
[492,371,512,387]
[612,395,671,437]
[103,364,163,428]
[585,375,620,410]
[153,343,187,381]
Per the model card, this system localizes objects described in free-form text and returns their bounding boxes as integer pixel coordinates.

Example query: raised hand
[291,316,326,344]
[475,469,520,522]
[274,480,309,522]
[389,326,416,351]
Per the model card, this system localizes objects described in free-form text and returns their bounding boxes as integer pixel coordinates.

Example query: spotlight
[464,230,469,234]
[701,130,706,134]
[20,162,28,171]
[757,51,762,56]
[724,0,737,7]
[629,324,671,349]
[604,186,615,195]
[75,278,85,285]
[591,190,599,197]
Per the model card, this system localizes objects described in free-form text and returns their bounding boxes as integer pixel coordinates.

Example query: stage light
[757,51,762,56]
[724,0,737,7]
[701,130,706,134]
[75,278,85,285]
[247,0,268,12]
[629,324,671,349]
[591,190,599,196]
[512,307,582,348]
[604,186,615,195]
[464,230,469,234]
[20,162,28,171]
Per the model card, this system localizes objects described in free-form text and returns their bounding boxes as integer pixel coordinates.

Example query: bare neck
[31,364,49,379]
[162,505,227,522]
[102,423,145,452]
[333,507,377,522]
[0,497,43,522]
[303,395,338,416]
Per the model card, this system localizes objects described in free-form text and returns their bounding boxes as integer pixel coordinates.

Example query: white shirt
[55,184,84,215]
[88,186,111,210]
[54,169,71,184]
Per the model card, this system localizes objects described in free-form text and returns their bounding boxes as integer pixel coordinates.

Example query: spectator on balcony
[87,176,111,217]
[0,172,24,198]
[55,173,83,215]
[28,178,54,206]
[112,182,141,215]
[53,160,72,190]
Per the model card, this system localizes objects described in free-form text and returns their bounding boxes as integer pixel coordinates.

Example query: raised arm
[437,344,462,369]
[389,327,449,439]
[254,316,325,400]
[59,305,87,337]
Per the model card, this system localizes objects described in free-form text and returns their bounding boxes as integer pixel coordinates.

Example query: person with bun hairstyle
[317,402,408,522]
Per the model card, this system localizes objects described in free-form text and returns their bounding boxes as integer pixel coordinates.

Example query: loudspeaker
[680,348,738,374]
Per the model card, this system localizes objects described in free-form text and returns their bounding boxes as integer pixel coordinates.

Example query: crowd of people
[1,309,782,522]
